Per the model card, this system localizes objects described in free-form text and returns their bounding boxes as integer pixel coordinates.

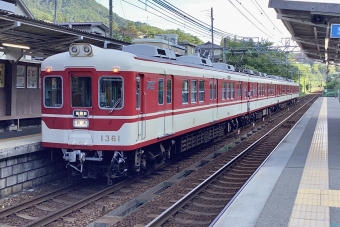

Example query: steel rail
[23,178,130,227]
[23,159,173,227]
[0,182,87,219]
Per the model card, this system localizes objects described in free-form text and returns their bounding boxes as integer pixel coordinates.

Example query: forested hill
[21,0,204,44]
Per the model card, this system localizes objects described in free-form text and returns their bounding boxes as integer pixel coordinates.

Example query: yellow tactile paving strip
[288,98,338,227]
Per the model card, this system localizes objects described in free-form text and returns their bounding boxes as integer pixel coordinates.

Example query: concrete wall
[0,149,67,198]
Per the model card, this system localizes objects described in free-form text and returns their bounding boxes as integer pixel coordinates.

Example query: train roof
[41,43,298,86]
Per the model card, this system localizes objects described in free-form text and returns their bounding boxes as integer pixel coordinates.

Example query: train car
[41,43,299,183]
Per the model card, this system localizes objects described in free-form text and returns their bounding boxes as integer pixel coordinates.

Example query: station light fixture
[2,43,30,50]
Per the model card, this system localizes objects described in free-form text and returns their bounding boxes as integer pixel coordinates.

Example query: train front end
[41,43,140,182]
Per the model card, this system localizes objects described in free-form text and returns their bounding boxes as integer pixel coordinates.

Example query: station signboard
[330,24,340,38]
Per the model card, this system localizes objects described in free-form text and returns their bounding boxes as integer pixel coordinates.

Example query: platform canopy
[269,0,340,66]
[0,9,130,58]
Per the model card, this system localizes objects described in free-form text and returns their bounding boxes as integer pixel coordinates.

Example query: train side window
[199,80,204,102]
[263,84,265,95]
[209,81,213,100]
[99,77,123,109]
[222,82,226,100]
[44,76,62,108]
[227,82,231,99]
[262,84,265,96]
[136,77,140,109]
[231,82,234,99]
[243,84,248,98]
[213,80,217,100]
[191,80,197,103]
[182,80,189,104]
[158,78,164,105]
[237,82,242,98]
[166,79,172,104]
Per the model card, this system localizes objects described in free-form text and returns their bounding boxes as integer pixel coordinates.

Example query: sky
[97,0,292,45]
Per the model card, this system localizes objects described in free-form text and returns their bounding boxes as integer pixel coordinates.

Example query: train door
[242,81,248,113]
[237,81,242,114]
[163,75,173,135]
[213,78,218,121]
[136,75,146,141]
[210,78,218,122]
[158,74,173,138]
[68,71,95,145]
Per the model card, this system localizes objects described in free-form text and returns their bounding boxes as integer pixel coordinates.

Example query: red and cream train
[41,43,299,181]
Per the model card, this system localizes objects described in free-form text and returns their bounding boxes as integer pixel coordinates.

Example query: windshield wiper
[109,98,122,113]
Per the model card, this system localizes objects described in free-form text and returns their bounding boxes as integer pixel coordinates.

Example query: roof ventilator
[122,44,176,59]
[212,63,235,71]
[177,55,213,67]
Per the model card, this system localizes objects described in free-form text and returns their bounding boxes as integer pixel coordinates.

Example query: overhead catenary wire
[119,0,279,43]
[122,0,212,39]
[152,0,241,38]
[228,0,273,40]
[140,0,214,38]
[253,0,284,35]
[123,0,247,40]
[234,0,275,37]
[120,0,126,19]
[153,0,211,31]
[124,0,232,41]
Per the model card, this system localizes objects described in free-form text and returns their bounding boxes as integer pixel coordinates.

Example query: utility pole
[211,7,214,62]
[54,0,57,24]
[285,52,288,73]
[109,0,113,37]
[298,71,300,96]
[223,37,227,63]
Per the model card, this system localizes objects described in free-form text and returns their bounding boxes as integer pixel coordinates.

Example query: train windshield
[44,76,62,108]
[71,76,92,107]
[99,77,123,109]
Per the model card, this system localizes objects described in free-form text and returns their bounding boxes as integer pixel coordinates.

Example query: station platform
[0,127,42,159]
[210,97,340,227]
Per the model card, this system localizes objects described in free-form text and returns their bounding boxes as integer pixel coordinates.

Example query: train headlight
[69,43,93,57]
[83,44,92,55]
[73,119,89,128]
[69,44,80,56]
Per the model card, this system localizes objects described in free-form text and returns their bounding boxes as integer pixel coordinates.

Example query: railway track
[0,144,229,226]
[0,160,180,227]
[0,178,125,227]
